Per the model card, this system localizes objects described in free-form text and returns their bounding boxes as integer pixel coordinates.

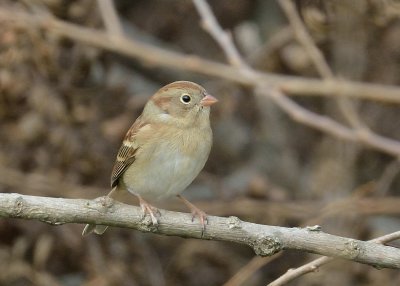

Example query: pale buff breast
[121,125,212,201]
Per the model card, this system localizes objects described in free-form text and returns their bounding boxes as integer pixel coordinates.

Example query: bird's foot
[177,195,208,235]
[138,196,160,226]
[190,207,208,232]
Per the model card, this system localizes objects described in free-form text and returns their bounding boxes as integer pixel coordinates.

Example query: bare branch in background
[97,0,124,37]
[192,0,249,69]
[0,8,399,104]
[278,0,333,78]
[223,254,282,286]
[278,0,365,130]
[262,87,400,156]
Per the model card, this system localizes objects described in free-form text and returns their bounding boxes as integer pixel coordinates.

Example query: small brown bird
[82,81,218,235]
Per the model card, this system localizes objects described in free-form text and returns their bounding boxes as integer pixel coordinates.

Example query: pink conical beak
[200,94,218,107]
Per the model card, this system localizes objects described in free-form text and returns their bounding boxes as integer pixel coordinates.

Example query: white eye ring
[180,93,191,104]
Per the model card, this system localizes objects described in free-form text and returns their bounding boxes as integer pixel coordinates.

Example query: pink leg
[177,195,208,231]
[137,195,160,225]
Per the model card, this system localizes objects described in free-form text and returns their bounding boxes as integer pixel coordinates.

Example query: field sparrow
[83,81,218,235]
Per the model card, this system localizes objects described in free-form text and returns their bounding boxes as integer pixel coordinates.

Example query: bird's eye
[180,93,191,104]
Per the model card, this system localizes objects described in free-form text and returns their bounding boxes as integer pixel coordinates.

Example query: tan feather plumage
[82,81,217,236]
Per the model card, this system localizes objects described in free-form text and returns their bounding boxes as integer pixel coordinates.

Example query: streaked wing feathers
[111,116,146,188]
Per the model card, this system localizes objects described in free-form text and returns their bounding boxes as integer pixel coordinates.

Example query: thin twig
[268,256,332,286]
[223,254,282,286]
[278,0,365,129]
[97,0,124,37]
[278,0,333,78]
[268,231,400,286]
[262,87,400,156]
[192,0,248,69]
[375,159,400,195]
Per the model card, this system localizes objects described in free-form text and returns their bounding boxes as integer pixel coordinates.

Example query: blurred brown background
[1,0,400,285]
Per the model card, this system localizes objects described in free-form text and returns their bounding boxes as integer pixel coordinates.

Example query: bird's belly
[122,143,207,201]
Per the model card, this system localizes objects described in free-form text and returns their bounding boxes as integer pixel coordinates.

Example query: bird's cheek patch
[157,113,173,122]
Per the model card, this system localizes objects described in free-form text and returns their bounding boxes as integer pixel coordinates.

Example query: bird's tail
[82,187,120,236]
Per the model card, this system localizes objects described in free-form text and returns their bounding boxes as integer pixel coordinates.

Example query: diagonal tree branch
[278,0,333,78]
[97,0,124,37]
[278,0,366,130]
[262,87,400,156]
[193,0,248,69]
[0,193,399,269]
